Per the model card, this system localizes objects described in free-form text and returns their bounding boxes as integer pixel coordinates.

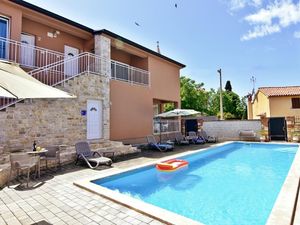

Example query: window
[292,98,300,109]
[0,16,9,59]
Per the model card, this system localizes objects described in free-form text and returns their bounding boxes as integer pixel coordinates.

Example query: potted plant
[292,130,300,142]
[259,129,269,142]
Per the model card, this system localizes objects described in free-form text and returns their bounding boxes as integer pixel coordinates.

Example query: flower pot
[292,136,299,143]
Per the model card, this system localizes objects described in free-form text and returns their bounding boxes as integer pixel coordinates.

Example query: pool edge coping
[266,142,300,225]
[74,141,300,225]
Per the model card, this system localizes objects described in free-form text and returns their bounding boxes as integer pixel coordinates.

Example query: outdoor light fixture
[47,30,60,38]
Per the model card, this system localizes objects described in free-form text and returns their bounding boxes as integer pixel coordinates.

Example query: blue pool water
[92,142,298,225]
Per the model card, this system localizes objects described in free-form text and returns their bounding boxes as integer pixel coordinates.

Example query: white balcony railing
[111,60,150,86]
[153,119,180,134]
[0,36,64,69]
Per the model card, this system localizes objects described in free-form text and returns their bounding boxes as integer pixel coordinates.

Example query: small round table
[27,149,48,178]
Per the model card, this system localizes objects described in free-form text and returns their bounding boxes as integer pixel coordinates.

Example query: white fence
[202,120,261,141]
[153,119,180,134]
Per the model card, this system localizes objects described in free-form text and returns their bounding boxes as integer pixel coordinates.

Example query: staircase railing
[28,52,110,86]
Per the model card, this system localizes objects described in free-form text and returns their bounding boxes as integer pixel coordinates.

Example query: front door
[87,100,103,139]
[20,33,35,67]
[64,45,79,76]
[269,117,287,141]
[0,17,9,60]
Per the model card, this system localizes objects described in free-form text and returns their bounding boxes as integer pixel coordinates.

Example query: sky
[26,0,300,96]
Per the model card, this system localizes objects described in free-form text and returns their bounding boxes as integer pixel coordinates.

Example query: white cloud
[229,0,263,11]
[295,31,300,38]
[241,0,300,41]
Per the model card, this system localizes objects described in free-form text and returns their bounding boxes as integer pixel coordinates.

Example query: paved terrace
[0,145,210,225]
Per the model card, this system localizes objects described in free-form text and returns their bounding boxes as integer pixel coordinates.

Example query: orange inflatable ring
[156,159,188,172]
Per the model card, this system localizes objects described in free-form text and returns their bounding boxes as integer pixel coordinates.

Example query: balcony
[0,36,64,69]
[0,36,150,86]
[111,60,150,86]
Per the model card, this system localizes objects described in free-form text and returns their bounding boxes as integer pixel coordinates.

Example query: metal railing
[111,60,150,86]
[153,119,180,134]
[0,36,64,69]
[0,36,150,110]
[28,52,110,86]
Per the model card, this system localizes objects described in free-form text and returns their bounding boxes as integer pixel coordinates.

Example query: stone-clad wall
[0,72,110,158]
[203,120,261,141]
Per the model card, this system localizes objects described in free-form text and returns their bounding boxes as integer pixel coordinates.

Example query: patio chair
[146,135,174,152]
[188,131,205,144]
[75,142,112,169]
[42,146,60,171]
[174,132,189,145]
[199,130,217,143]
[9,153,39,187]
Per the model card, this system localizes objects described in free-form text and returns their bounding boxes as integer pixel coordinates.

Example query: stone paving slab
[0,156,170,225]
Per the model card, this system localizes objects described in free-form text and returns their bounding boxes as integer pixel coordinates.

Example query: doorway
[268,117,287,141]
[185,119,198,135]
[87,100,103,140]
[20,33,35,67]
[64,45,79,76]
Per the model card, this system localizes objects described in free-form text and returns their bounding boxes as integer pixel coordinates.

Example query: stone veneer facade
[0,72,110,186]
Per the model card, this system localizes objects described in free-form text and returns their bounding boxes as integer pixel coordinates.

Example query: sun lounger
[75,142,112,169]
[239,130,256,141]
[174,132,189,145]
[146,135,174,152]
[188,131,206,144]
[199,130,217,143]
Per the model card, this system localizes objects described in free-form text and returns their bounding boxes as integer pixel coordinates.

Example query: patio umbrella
[154,109,200,118]
[0,87,17,98]
[154,109,200,142]
[0,61,76,99]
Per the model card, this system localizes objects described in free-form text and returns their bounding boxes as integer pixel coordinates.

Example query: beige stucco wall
[148,56,181,103]
[250,91,270,119]
[0,73,110,157]
[110,54,181,142]
[269,95,300,117]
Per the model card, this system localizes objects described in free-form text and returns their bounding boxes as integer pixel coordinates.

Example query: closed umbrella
[0,61,76,99]
[154,109,200,142]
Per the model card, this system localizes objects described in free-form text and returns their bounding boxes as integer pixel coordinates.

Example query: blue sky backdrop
[27,0,300,96]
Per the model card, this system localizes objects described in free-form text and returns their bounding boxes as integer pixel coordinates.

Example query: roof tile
[259,86,300,97]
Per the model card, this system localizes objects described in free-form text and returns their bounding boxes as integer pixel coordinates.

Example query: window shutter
[292,98,300,108]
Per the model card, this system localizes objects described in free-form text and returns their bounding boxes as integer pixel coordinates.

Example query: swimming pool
[91,142,298,225]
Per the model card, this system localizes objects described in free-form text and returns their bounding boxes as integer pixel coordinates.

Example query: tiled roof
[259,86,300,97]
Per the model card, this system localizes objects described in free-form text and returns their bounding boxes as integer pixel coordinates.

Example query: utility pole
[217,68,223,120]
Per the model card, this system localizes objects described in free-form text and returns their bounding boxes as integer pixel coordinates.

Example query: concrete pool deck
[1,142,300,225]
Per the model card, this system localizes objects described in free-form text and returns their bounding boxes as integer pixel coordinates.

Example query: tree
[179,76,247,119]
[225,80,232,92]
[180,76,209,114]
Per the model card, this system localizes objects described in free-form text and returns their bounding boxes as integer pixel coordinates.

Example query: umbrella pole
[159,117,162,143]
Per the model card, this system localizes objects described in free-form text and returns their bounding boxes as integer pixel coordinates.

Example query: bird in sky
[135,22,140,26]
[175,3,178,8]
